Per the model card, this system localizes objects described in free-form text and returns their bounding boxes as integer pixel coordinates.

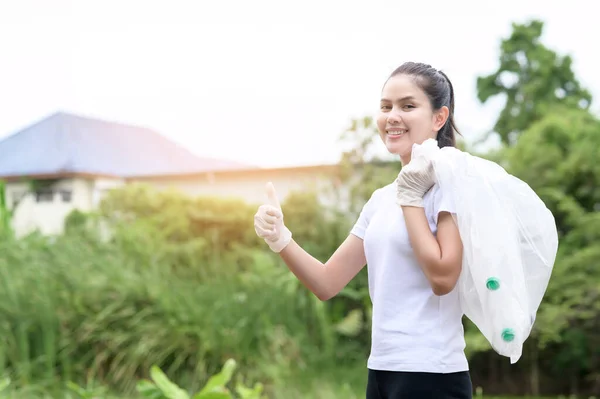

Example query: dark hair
[388,62,460,148]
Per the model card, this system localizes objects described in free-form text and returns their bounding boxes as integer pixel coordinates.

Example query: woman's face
[376,74,448,164]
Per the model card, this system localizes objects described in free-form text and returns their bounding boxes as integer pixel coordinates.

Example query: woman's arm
[401,206,463,295]
[254,182,368,302]
[279,234,367,301]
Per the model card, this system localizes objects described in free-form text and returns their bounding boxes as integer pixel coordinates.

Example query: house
[0,112,343,237]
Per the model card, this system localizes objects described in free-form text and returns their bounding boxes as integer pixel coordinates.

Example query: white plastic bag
[413,139,559,363]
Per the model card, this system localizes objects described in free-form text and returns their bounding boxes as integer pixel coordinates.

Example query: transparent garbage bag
[412,139,559,363]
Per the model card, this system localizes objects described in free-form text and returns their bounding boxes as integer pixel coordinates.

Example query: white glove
[395,139,439,208]
[253,182,292,253]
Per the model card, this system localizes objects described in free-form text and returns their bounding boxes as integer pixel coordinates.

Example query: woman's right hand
[253,182,292,253]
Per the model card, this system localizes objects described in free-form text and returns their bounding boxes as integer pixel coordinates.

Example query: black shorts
[366,369,472,399]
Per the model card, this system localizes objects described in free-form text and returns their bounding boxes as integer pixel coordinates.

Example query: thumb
[265,182,281,209]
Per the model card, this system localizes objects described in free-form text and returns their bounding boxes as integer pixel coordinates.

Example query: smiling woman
[253,62,473,398]
[378,62,459,164]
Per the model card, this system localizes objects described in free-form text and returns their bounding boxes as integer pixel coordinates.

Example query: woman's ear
[433,106,450,132]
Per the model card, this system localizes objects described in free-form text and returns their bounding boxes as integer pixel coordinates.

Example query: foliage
[502,107,600,390]
[0,179,362,397]
[337,115,398,212]
[136,359,265,399]
[477,19,592,146]
[470,19,599,397]
[0,181,13,238]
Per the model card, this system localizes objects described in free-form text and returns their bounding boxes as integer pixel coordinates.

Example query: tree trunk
[490,353,498,387]
[570,371,579,397]
[530,344,540,396]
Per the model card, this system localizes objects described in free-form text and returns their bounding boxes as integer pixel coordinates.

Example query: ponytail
[436,70,459,149]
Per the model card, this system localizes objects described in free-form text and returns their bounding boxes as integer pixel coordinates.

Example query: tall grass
[0,223,341,396]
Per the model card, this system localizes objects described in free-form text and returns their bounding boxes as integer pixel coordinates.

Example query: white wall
[131,165,351,210]
[3,166,354,237]
[6,176,125,237]
[92,177,126,206]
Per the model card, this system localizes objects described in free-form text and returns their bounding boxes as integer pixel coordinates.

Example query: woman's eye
[380,105,391,110]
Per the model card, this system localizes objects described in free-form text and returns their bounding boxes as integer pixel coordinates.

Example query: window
[35,189,54,203]
[11,191,25,207]
[60,190,72,202]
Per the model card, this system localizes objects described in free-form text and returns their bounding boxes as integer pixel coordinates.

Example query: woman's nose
[387,108,402,124]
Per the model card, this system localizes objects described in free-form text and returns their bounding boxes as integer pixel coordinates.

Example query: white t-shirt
[350,182,468,373]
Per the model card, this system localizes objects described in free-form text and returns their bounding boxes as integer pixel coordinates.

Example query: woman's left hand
[395,147,436,208]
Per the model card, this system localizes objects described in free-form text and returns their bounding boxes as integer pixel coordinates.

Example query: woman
[253,62,472,398]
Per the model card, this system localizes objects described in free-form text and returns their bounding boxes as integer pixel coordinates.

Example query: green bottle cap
[486,277,500,291]
[501,328,515,342]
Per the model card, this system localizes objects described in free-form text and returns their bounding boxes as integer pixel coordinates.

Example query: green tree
[504,107,600,395]
[471,18,599,397]
[477,19,592,146]
[337,116,398,213]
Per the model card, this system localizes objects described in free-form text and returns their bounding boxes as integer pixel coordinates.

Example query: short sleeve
[350,189,381,240]
[431,184,456,225]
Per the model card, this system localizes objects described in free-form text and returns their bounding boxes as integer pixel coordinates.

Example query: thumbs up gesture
[253,182,293,253]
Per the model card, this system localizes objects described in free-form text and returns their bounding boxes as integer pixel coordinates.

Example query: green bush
[0,183,361,396]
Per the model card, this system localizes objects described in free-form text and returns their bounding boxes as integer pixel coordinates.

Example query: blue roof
[0,112,250,179]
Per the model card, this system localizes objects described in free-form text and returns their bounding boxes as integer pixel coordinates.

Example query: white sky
[1,0,598,168]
